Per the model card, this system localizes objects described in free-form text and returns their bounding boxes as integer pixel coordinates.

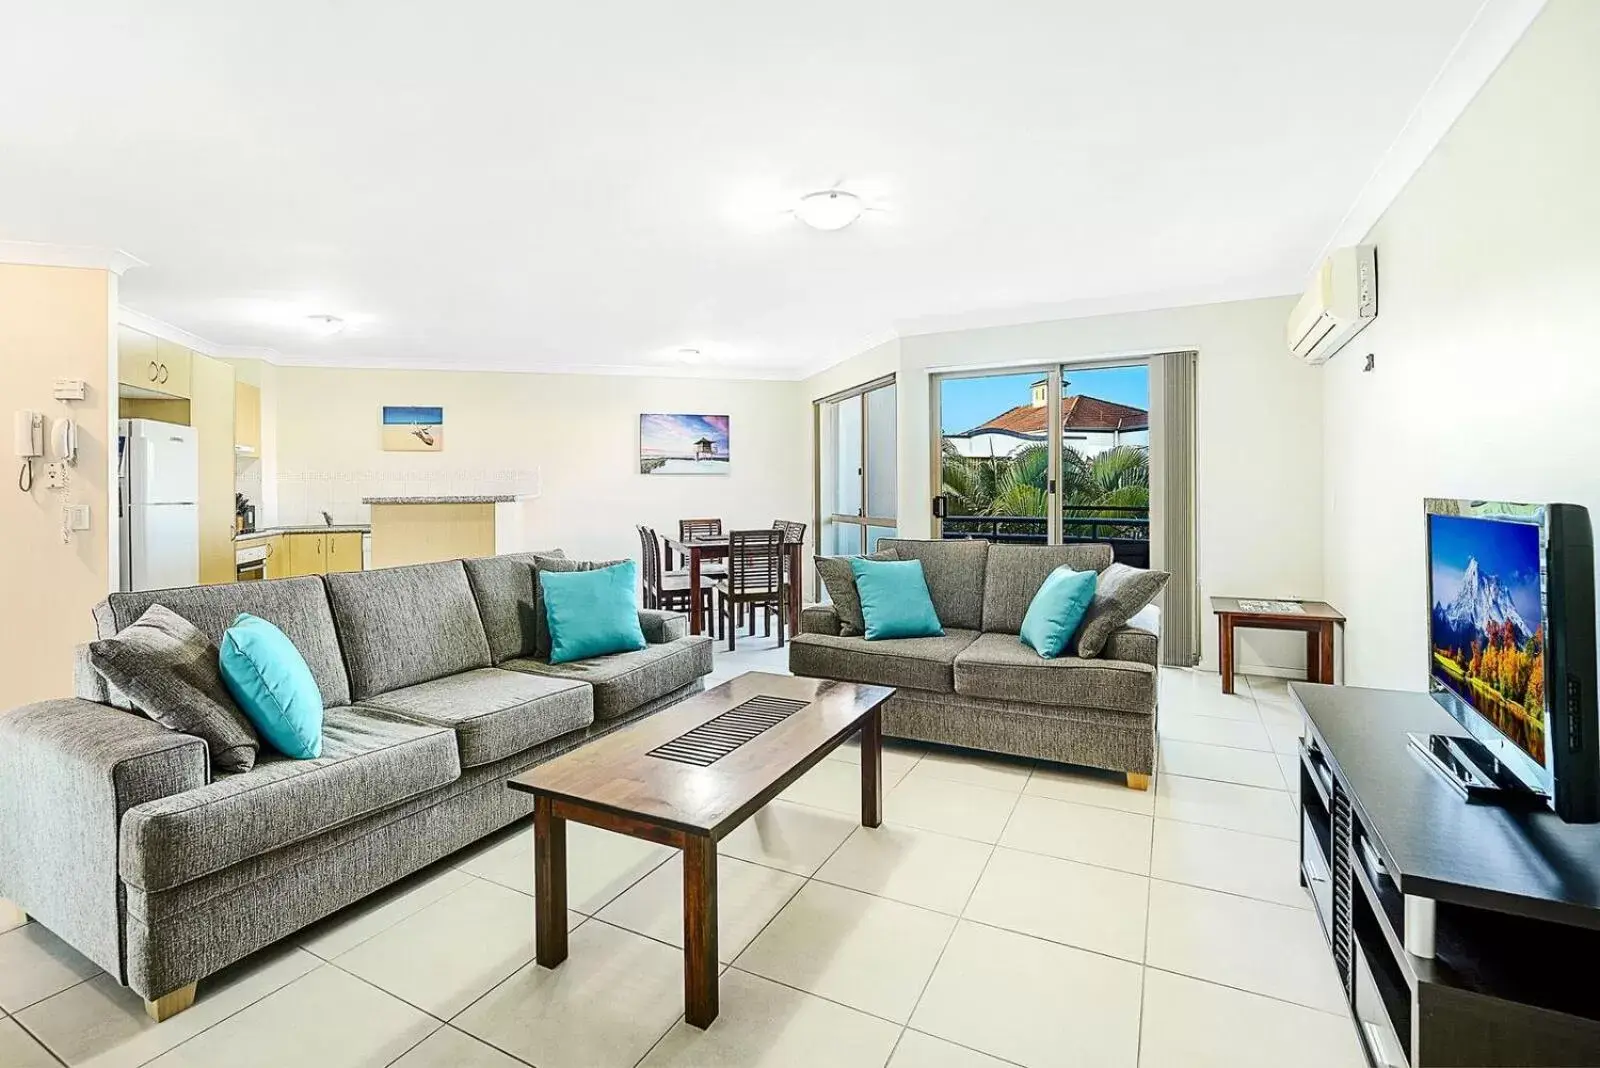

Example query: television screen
[1427,512,1547,769]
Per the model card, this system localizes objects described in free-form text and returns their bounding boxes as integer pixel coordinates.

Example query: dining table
[664,532,806,637]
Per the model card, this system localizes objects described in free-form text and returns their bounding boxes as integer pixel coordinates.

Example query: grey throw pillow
[1072,563,1171,658]
[815,549,899,637]
[529,553,627,657]
[88,603,261,772]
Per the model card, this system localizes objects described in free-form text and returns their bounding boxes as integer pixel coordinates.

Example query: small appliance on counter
[235,492,256,535]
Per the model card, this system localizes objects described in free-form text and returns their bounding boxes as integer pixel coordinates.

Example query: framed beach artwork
[639,413,730,475]
[381,405,444,452]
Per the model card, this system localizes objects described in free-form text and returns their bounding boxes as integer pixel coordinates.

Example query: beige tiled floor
[0,651,1364,1068]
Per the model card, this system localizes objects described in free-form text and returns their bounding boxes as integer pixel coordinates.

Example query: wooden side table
[1211,597,1345,695]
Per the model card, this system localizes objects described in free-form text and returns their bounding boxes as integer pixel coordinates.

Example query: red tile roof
[962,395,1149,437]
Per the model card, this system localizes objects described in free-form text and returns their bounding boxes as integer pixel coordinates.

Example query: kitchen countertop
[361,495,523,504]
[236,525,371,541]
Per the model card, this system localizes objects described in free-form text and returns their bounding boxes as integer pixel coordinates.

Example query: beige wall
[805,296,1325,674]
[0,263,117,708]
[272,367,810,564]
[1322,0,1600,689]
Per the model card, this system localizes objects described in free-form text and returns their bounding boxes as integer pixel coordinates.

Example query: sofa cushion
[953,632,1156,714]
[88,604,261,772]
[981,543,1114,634]
[361,667,593,767]
[325,562,493,700]
[461,550,566,664]
[529,555,628,657]
[1072,563,1171,658]
[789,629,980,693]
[120,707,460,892]
[815,550,897,637]
[503,635,712,721]
[94,576,351,708]
[878,540,989,631]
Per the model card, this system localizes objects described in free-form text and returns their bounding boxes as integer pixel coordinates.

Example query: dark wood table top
[1211,596,1345,622]
[508,672,893,838]
[1293,682,1600,929]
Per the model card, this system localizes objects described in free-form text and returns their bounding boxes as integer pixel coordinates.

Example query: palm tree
[940,440,1149,540]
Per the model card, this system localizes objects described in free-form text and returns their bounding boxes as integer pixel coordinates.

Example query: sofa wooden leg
[0,899,26,927]
[1125,772,1151,791]
[144,983,197,1022]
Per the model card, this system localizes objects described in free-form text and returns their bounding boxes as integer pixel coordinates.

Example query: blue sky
[640,413,730,457]
[1429,513,1542,624]
[381,405,442,426]
[939,365,1150,434]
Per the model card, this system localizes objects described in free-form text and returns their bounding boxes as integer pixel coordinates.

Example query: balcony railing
[940,507,1150,568]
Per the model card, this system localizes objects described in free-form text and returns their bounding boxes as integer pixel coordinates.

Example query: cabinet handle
[158,364,169,385]
[148,361,159,382]
[264,543,274,557]
[316,539,322,554]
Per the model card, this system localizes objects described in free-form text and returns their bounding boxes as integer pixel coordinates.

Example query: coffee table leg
[534,794,568,968]
[683,833,719,1028]
[861,706,883,828]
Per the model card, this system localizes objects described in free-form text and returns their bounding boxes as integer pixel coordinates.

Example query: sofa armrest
[638,609,689,644]
[801,604,844,636]
[0,699,208,977]
[1103,604,1161,667]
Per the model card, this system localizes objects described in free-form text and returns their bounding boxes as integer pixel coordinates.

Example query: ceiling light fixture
[794,190,865,231]
[675,347,705,363]
[306,314,346,337]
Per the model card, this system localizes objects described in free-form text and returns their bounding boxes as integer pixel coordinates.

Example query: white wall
[273,367,810,564]
[0,263,117,709]
[1322,0,1600,690]
[806,297,1325,673]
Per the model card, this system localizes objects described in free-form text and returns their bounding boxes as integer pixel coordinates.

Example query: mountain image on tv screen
[1429,514,1546,766]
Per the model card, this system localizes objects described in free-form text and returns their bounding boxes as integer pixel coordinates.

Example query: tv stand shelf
[1293,683,1600,1067]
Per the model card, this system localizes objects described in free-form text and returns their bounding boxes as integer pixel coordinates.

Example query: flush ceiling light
[794,190,865,231]
[306,314,345,336]
[675,348,705,363]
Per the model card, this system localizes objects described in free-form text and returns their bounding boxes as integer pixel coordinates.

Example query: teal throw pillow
[540,560,648,664]
[850,558,944,640]
[1019,566,1099,658]
[218,613,324,759]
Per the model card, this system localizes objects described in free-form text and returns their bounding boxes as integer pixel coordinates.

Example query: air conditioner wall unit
[1288,244,1378,364]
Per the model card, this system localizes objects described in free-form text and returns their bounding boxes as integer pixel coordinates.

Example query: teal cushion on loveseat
[1019,565,1098,658]
[218,613,324,758]
[850,558,945,640]
[539,561,648,664]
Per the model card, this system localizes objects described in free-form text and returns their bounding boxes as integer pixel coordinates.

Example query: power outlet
[64,503,90,531]
[44,461,68,489]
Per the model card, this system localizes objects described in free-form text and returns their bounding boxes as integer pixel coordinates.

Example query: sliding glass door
[934,361,1151,567]
[816,377,897,567]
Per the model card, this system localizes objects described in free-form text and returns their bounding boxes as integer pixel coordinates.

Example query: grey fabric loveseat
[790,539,1159,786]
[0,552,711,1019]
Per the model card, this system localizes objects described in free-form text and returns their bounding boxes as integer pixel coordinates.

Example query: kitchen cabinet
[117,326,193,398]
[235,381,261,455]
[325,532,363,573]
[284,533,326,577]
[263,536,288,579]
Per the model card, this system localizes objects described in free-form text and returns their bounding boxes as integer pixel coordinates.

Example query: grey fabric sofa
[790,539,1159,785]
[0,553,711,1019]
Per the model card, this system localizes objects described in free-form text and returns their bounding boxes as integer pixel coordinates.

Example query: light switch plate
[64,503,91,531]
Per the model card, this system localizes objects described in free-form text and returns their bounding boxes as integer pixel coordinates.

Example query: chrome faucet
[321,511,333,527]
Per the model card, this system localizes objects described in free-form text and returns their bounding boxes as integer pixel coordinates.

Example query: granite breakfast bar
[361,495,531,568]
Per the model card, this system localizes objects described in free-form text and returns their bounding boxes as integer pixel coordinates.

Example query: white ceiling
[0,1,1536,378]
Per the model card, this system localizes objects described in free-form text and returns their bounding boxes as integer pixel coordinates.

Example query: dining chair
[676,517,727,577]
[637,525,717,629]
[771,519,807,544]
[715,528,786,651]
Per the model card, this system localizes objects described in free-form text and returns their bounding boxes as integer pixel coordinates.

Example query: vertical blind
[1155,350,1200,666]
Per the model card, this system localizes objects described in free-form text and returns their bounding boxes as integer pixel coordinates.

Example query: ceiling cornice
[266,353,807,382]
[1313,0,1547,267]
[0,240,145,275]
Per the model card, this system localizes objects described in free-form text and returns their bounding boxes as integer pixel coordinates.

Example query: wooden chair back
[728,528,785,597]
[635,525,662,606]
[679,518,723,541]
[771,519,807,544]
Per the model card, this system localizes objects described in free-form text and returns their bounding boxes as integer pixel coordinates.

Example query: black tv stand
[1406,732,1550,806]
[1293,683,1600,1067]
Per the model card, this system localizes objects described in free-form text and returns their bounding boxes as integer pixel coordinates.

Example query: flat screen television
[1424,498,1599,822]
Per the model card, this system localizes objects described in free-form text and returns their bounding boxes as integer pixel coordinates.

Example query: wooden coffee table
[507,671,894,1028]
[1211,596,1345,694]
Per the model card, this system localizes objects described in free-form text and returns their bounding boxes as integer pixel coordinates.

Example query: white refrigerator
[119,419,200,592]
